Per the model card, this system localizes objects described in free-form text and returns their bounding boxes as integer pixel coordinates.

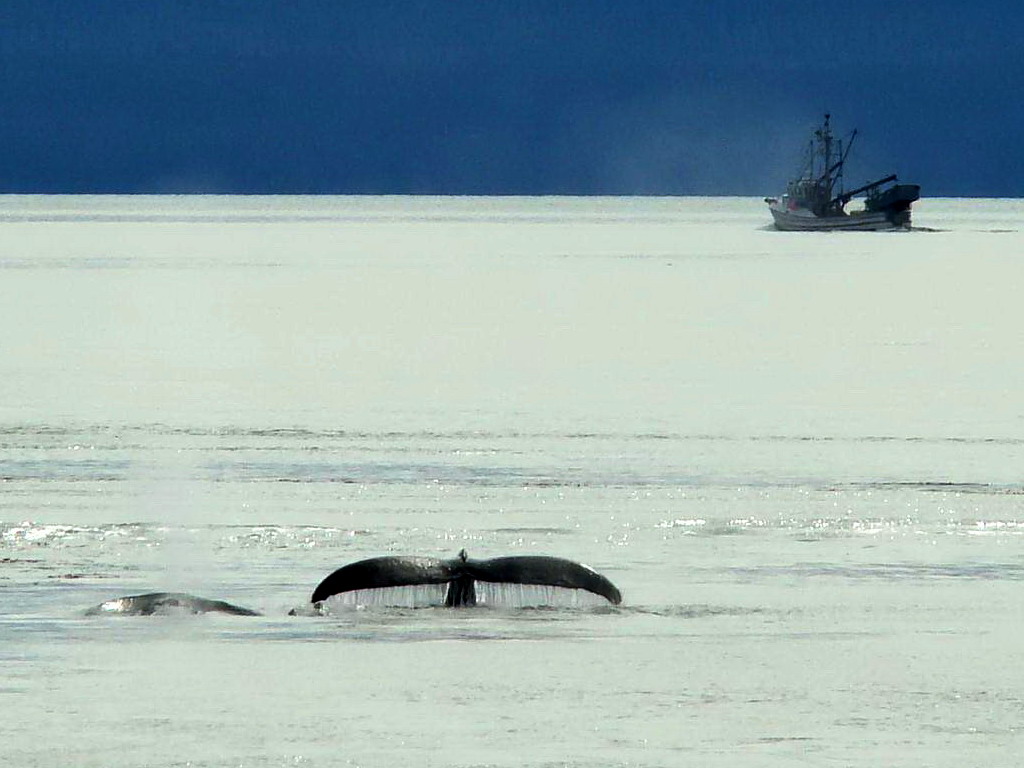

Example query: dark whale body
[310,549,622,607]
[85,592,261,616]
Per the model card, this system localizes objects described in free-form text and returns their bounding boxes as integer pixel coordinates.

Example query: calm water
[2,195,1023,767]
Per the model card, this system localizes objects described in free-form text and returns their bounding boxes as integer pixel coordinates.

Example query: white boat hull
[767,200,910,231]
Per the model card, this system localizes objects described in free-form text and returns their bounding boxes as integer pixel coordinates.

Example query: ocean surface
[1,195,1023,767]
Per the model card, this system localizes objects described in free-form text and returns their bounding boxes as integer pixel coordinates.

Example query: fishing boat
[764,114,920,231]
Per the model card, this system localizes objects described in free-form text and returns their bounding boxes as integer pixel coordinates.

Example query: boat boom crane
[833,174,898,207]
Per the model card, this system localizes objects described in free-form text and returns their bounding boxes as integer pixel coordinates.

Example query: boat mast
[814,114,862,212]
[815,113,841,200]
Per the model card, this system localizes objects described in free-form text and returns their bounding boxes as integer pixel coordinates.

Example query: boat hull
[767,201,911,231]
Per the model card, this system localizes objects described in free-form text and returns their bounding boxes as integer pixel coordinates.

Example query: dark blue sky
[2,2,1021,196]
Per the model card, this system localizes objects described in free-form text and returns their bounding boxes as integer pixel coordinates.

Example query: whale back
[85,592,261,616]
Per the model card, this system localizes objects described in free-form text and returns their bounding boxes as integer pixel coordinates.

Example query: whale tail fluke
[309,556,456,603]
[311,552,621,607]
[464,555,622,605]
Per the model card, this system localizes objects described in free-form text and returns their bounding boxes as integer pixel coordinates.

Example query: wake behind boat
[765,114,920,231]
